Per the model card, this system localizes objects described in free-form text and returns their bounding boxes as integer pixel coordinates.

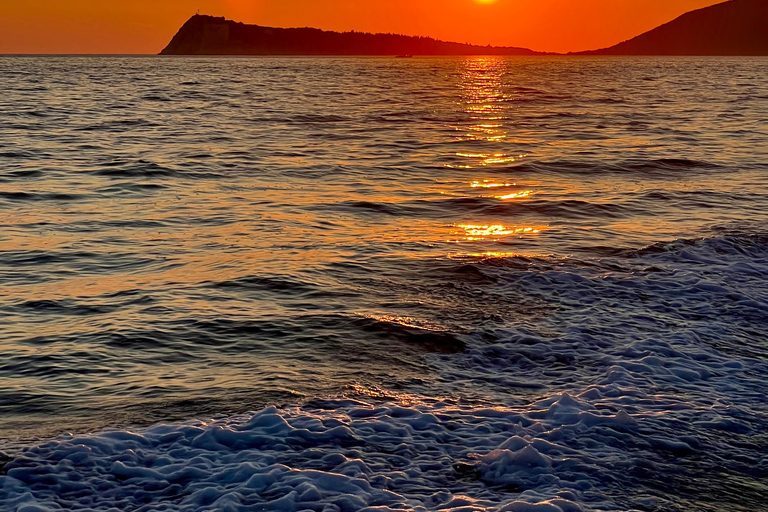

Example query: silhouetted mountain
[578,0,767,55]
[160,15,544,56]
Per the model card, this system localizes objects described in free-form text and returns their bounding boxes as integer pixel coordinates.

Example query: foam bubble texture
[3,234,768,511]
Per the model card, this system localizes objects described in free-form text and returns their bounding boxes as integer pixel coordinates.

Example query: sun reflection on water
[498,189,534,200]
[360,314,448,332]
[452,57,523,168]
[470,180,512,188]
[453,152,528,167]
[439,57,544,248]
[448,251,553,260]
[350,385,419,407]
[468,180,536,200]
[453,224,544,241]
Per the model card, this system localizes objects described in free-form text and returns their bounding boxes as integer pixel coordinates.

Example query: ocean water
[1,56,767,511]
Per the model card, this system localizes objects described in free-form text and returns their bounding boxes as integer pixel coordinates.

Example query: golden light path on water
[448,57,545,251]
[455,224,543,241]
[470,180,511,188]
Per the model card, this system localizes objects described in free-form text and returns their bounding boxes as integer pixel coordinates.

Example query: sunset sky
[1,0,724,54]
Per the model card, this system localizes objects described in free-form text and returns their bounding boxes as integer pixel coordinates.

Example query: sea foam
[3,234,768,511]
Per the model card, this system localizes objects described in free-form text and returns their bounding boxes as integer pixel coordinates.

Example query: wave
[3,377,766,511]
[287,114,350,124]
[74,118,162,132]
[0,249,159,272]
[319,196,635,220]
[0,150,36,159]
[3,299,117,316]
[50,314,466,356]
[507,158,725,177]
[0,169,46,181]
[0,191,86,202]
[1,230,767,510]
[91,159,180,178]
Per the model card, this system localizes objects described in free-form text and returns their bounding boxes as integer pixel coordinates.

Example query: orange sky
[1,0,724,54]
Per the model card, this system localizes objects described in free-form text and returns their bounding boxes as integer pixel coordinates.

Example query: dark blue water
[1,56,767,512]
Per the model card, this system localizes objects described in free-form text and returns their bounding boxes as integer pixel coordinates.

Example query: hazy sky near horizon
[1,0,724,54]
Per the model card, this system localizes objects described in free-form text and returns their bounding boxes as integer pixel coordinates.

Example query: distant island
[160,15,544,56]
[160,0,767,56]
[578,0,767,55]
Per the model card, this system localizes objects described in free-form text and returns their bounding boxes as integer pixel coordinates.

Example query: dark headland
[577,0,767,55]
[160,0,768,56]
[159,15,544,56]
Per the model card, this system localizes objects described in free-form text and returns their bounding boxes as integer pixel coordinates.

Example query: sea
[1,56,767,512]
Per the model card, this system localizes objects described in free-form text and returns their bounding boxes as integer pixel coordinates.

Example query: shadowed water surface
[1,56,768,511]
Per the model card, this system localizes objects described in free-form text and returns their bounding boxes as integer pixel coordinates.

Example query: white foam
[3,235,768,511]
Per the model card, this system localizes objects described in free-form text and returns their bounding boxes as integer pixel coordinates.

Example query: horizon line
[2,54,765,58]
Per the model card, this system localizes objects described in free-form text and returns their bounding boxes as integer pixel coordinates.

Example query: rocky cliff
[578,0,768,55]
[160,15,542,56]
